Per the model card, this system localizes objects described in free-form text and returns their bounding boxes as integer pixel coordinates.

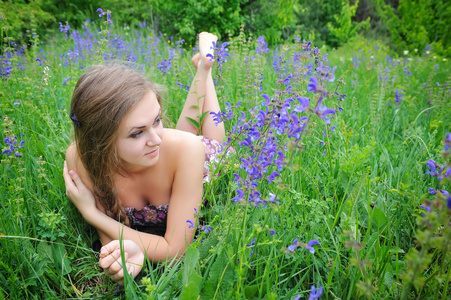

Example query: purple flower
[447,197,451,209]
[308,285,323,300]
[428,188,436,195]
[268,193,279,203]
[395,89,403,104]
[206,53,214,62]
[201,225,211,234]
[439,190,449,197]
[247,238,256,258]
[58,22,70,34]
[18,140,25,148]
[256,36,270,55]
[210,111,222,126]
[420,204,431,213]
[62,76,72,86]
[97,8,105,17]
[2,148,13,155]
[316,106,336,124]
[425,159,438,176]
[294,97,310,113]
[267,171,280,183]
[269,230,275,235]
[287,238,298,252]
[305,240,320,254]
[36,58,42,66]
[186,220,195,228]
[307,77,318,92]
[445,133,451,151]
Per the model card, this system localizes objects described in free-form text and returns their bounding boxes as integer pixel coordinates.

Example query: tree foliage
[1,0,450,55]
[375,0,451,56]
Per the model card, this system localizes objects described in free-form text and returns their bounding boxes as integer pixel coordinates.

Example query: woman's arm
[64,135,205,261]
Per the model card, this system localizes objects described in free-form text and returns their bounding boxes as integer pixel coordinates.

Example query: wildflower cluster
[2,135,25,158]
[209,40,231,85]
[1,54,13,78]
[59,22,71,38]
[402,133,451,296]
[419,133,451,222]
[425,159,450,183]
[97,8,113,24]
[216,40,340,208]
[256,36,270,55]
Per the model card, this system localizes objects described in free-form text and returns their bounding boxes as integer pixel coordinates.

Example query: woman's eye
[154,116,161,125]
[130,131,143,138]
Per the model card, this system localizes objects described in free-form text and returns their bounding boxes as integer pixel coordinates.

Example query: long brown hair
[70,64,163,223]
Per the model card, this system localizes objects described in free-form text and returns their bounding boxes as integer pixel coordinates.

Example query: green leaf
[198,111,210,124]
[388,247,405,254]
[51,243,72,275]
[202,247,235,299]
[179,272,202,300]
[183,247,200,286]
[198,237,218,260]
[185,117,200,129]
[244,284,259,298]
[371,207,388,231]
[38,242,53,263]
[383,264,395,288]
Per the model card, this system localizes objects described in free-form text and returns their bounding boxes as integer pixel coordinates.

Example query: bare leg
[176,32,225,143]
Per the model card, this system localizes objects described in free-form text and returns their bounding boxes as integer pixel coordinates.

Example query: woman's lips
[145,147,159,157]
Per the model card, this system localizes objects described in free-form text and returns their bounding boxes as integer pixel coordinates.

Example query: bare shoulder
[162,129,205,164]
[65,142,94,190]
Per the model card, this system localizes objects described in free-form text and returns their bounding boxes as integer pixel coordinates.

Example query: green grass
[1,20,450,299]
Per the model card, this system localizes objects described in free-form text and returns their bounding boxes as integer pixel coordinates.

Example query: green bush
[375,0,451,56]
[0,0,54,48]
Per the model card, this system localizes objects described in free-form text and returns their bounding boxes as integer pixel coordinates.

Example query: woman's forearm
[83,209,188,261]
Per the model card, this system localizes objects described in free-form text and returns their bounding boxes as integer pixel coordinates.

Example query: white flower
[403,50,409,55]
[370,55,374,60]
[408,58,412,61]
[414,48,418,52]
[433,56,436,59]
[426,50,430,55]
[443,58,448,62]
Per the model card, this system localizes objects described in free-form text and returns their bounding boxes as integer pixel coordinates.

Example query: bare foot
[198,32,218,71]
[191,53,200,69]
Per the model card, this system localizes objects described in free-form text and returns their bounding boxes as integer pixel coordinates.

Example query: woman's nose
[146,129,162,146]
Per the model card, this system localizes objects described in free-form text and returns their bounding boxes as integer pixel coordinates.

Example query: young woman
[63,32,225,285]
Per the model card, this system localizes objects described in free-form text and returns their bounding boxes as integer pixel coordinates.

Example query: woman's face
[115,90,164,172]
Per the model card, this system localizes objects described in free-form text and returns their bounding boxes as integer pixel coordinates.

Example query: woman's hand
[99,240,145,286]
[63,160,97,218]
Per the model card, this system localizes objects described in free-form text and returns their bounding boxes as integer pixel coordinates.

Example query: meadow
[1,13,450,299]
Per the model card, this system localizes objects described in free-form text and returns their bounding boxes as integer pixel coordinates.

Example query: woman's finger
[68,168,85,190]
[63,161,74,187]
[109,268,125,283]
[99,240,122,259]
[105,253,129,281]
[99,249,121,269]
